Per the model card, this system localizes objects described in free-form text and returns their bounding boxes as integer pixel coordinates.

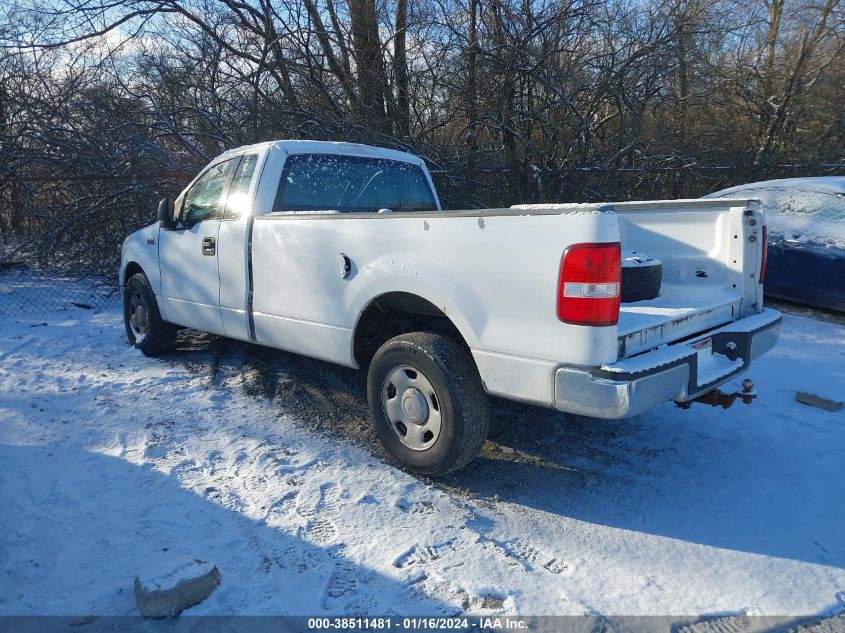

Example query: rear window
[273,154,437,213]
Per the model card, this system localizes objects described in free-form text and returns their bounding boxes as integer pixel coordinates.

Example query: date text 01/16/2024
[307,617,529,630]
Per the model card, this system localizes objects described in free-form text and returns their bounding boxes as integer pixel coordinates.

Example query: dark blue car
[704,177,845,312]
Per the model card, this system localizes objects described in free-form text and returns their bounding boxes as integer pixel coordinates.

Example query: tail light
[557,242,621,326]
[760,225,768,284]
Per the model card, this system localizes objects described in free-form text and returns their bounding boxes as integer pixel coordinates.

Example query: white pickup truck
[121,140,781,475]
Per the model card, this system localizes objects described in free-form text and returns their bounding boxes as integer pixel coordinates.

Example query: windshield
[273,153,437,214]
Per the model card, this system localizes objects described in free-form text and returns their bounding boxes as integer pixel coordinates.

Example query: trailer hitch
[676,379,756,410]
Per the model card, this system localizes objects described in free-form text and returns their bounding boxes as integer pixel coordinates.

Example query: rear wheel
[123,272,177,356]
[367,332,489,476]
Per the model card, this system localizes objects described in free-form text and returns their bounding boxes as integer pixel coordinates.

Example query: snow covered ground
[1,279,844,620]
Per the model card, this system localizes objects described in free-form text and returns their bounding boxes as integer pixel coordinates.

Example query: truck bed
[249,197,766,388]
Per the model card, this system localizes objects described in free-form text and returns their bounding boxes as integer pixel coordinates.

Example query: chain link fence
[4,161,844,319]
[0,264,120,317]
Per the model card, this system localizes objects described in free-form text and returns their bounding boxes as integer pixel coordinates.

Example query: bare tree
[1,0,844,276]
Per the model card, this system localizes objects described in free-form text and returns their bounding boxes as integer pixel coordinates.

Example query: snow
[703,177,845,249]
[600,343,693,374]
[1,277,844,618]
[218,140,427,169]
[510,202,609,215]
[622,251,661,268]
[710,308,782,334]
[695,352,744,386]
[137,558,216,593]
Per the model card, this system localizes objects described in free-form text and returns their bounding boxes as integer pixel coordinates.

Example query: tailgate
[611,198,766,359]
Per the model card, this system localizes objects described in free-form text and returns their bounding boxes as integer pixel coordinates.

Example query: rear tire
[367,332,489,476]
[123,272,177,356]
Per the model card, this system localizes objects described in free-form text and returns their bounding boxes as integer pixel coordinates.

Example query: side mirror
[157,197,176,228]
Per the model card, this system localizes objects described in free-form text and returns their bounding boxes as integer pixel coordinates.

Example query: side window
[223,154,258,220]
[273,154,437,213]
[182,159,236,225]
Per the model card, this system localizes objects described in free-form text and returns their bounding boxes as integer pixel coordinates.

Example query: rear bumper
[553,308,782,418]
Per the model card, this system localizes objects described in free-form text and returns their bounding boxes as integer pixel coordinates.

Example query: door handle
[202,237,216,256]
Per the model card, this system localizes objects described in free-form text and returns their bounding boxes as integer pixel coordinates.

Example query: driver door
[158,158,237,334]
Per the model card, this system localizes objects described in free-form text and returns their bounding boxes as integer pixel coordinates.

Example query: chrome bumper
[553,309,782,419]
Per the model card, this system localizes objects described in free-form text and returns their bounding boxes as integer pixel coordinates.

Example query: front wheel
[367,332,489,476]
[123,272,177,356]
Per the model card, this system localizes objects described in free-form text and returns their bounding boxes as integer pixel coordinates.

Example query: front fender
[120,224,161,292]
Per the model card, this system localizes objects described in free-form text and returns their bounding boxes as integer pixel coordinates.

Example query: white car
[121,140,781,475]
